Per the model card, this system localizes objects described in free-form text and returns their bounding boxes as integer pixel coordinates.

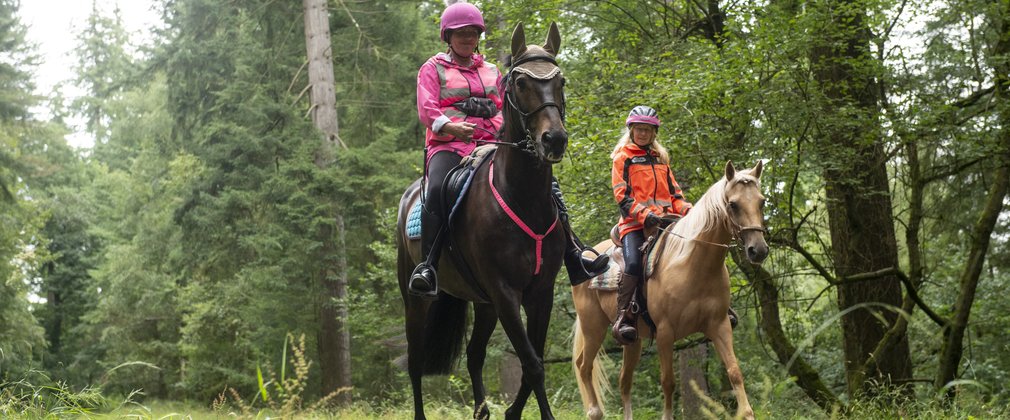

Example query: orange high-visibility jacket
[611,143,692,239]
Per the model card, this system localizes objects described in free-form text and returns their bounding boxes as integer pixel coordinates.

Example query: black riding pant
[621,230,646,277]
[424,151,463,215]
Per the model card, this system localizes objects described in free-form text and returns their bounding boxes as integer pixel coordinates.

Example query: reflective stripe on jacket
[417,52,503,162]
[611,143,692,239]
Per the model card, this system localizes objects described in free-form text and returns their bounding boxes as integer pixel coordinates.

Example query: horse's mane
[670,168,760,240]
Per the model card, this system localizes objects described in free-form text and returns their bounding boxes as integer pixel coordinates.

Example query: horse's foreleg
[709,320,754,420]
[655,329,677,420]
[500,291,555,420]
[525,289,557,420]
[619,339,643,420]
[468,303,497,420]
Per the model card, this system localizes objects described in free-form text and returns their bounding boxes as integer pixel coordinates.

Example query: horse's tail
[572,316,609,413]
[422,294,469,375]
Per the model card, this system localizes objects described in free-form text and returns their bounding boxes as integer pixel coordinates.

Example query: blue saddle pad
[406,201,422,239]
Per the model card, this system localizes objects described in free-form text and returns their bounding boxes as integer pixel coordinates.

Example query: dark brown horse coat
[397,22,569,420]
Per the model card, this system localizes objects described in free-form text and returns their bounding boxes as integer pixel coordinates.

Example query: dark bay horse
[396,22,568,420]
[572,161,768,420]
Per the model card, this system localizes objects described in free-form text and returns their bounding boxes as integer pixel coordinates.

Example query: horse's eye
[760,199,766,209]
[560,78,566,88]
[516,77,528,90]
[729,201,739,211]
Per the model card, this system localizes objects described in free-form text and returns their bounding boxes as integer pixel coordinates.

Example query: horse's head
[724,160,769,264]
[503,22,567,163]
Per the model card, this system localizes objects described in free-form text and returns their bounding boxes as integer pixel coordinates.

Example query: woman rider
[409,2,608,298]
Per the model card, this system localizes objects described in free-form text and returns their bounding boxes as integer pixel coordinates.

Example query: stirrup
[567,247,610,285]
[408,264,438,299]
[612,303,639,345]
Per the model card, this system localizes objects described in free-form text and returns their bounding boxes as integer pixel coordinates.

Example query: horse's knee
[522,359,546,384]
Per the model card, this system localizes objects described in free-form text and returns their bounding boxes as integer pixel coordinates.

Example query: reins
[661,214,766,249]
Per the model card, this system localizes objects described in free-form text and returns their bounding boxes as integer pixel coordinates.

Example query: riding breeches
[423,151,463,216]
[621,230,646,277]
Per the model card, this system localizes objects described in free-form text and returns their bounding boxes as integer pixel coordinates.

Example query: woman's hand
[441,122,477,143]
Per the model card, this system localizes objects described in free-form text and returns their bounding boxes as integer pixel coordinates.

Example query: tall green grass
[0,369,139,418]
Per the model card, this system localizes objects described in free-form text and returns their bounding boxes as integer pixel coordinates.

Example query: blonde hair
[610,126,670,164]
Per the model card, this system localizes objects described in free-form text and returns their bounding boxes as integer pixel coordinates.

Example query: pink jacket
[417,52,503,163]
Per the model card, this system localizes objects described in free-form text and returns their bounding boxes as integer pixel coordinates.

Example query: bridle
[663,205,766,249]
[475,54,565,156]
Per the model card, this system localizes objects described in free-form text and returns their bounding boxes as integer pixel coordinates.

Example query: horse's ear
[511,23,528,59]
[725,160,736,181]
[543,22,561,56]
[751,160,764,179]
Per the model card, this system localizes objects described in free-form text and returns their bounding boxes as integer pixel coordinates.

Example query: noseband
[477,54,565,156]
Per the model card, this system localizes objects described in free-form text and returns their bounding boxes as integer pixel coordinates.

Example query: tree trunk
[500,351,523,400]
[735,251,840,410]
[934,159,1009,394]
[935,4,1010,394]
[303,0,351,404]
[809,0,912,397]
[678,343,709,418]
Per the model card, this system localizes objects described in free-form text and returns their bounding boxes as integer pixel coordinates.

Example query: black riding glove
[645,213,662,229]
[645,213,676,229]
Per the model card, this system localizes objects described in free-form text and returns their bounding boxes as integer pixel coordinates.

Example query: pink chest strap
[488,162,558,275]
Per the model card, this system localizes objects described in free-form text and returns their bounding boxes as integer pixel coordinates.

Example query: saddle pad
[406,201,422,239]
[645,242,658,279]
[589,245,620,291]
[587,237,661,290]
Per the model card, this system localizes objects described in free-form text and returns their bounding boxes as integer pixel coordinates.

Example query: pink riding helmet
[440,2,486,42]
[625,105,661,127]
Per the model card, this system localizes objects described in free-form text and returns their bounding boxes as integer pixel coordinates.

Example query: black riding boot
[612,272,641,345]
[408,206,443,299]
[552,179,609,285]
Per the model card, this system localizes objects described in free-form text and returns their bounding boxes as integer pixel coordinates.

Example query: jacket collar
[626,142,658,157]
[435,52,485,70]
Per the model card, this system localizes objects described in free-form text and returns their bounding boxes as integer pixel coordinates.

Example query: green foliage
[0,0,47,379]
[212,333,339,418]
[5,0,1010,416]
[0,369,137,418]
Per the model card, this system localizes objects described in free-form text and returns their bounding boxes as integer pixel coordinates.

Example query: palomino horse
[571,161,768,420]
[397,23,568,420]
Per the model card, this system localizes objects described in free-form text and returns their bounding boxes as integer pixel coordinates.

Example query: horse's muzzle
[541,129,568,163]
[746,241,769,264]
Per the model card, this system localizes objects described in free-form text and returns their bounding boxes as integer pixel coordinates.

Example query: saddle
[591,225,664,291]
[444,145,497,225]
[406,145,497,240]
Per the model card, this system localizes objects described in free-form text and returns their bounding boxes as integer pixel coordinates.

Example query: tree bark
[678,343,709,418]
[935,3,1010,395]
[809,0,912,397]
[303,0,351,404]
